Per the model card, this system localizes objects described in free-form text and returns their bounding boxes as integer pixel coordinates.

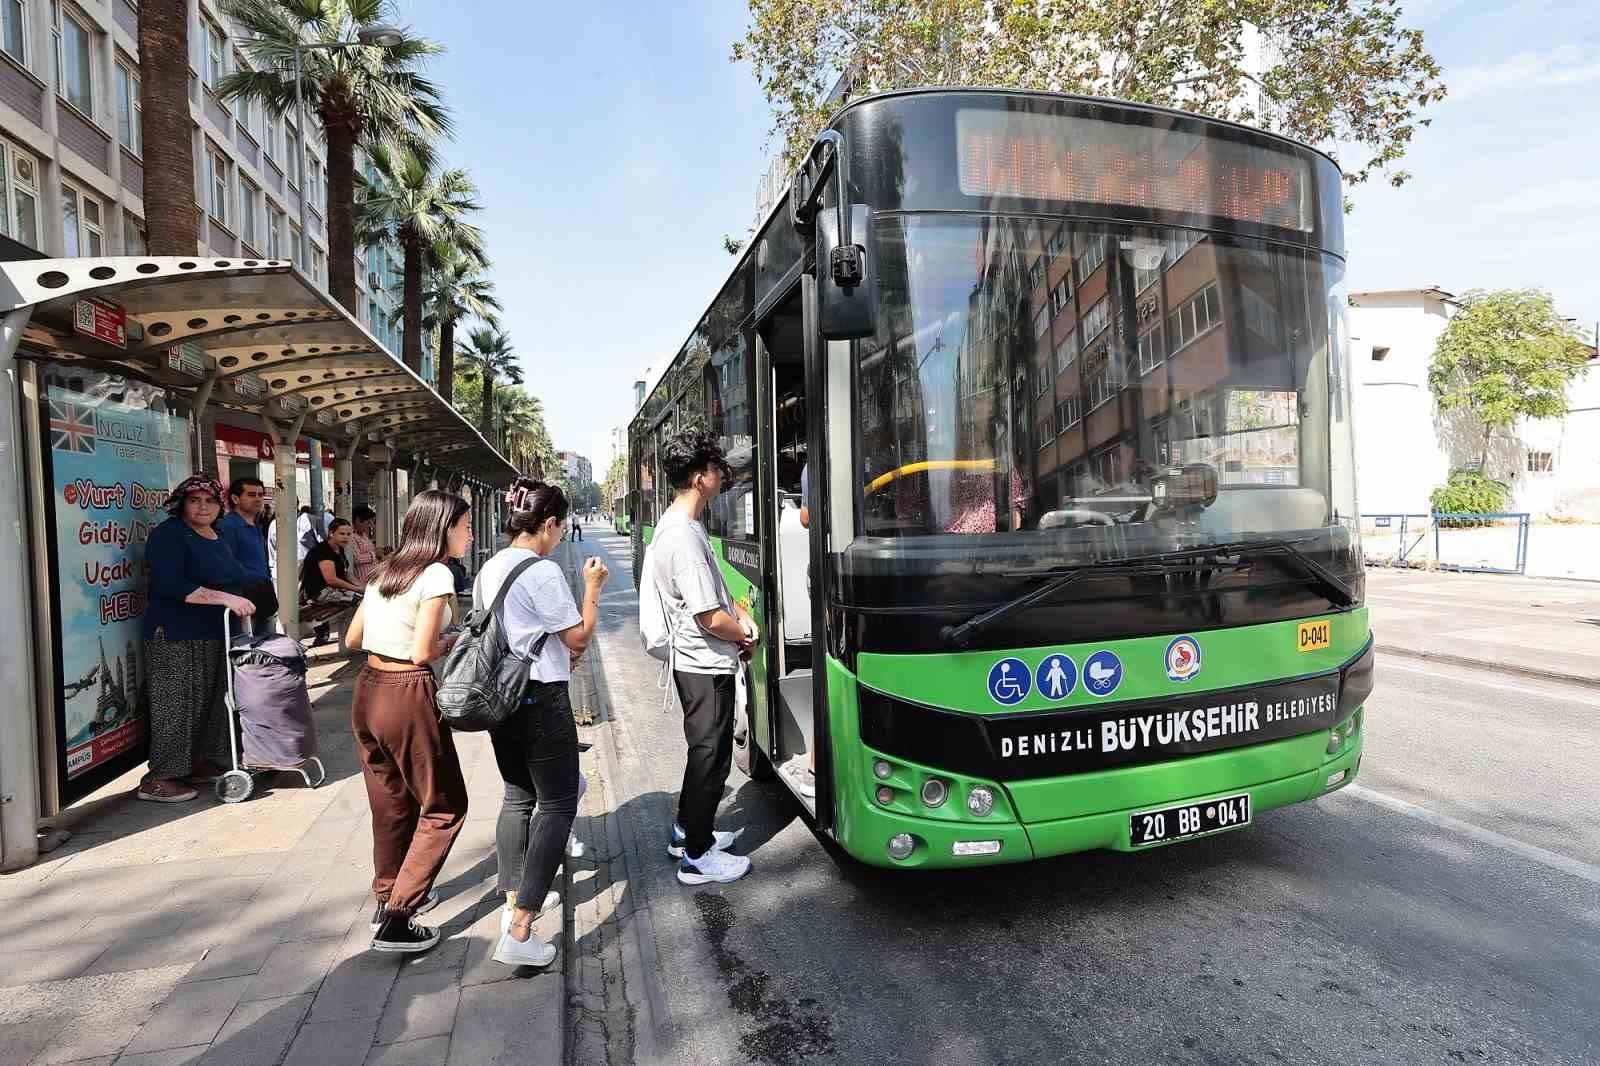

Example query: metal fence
[1432,512,1531,575]
[1360,514,1433,567]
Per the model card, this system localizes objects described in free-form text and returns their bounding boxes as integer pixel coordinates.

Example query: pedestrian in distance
[137,474,256,803]
[217,475,279,636]
[570,514,583,542]
[342,490,474,953]
[474,478,609,967]
[642,431,756,885]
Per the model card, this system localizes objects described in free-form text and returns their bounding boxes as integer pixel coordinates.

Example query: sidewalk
[1366,567,1600,686]
[0,647,566,1066]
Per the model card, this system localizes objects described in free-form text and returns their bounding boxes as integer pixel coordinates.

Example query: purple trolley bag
[215,612,328,803]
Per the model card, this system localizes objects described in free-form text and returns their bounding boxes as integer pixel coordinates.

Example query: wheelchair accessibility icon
[987,657,1032,706]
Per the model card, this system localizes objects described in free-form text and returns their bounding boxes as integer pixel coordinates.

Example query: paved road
[579,532,1600,1066]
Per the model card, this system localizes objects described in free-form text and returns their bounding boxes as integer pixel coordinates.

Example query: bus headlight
[887,833,915,861]
[875,785,894,806]
[920,778,949,808]
[968,786,996,817]
[1326,731,1342,755]
[873,759,892,780]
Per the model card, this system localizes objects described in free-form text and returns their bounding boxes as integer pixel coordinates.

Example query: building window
[60,180,102,256]
[114,60,141,155]
[306,151,320,207]
[0,139,40,248]
[1044,225,1068,262]
[3,0,27,66]
[285,123,301,188]
[266,203,284,258]
[1073,236,1106,285]
[1057,394,1081,432]
[1025,256,1043,292]
[290,224,304,269]
[1167,283,1223,354]
[122,214,145,254]
[1133,260,1162,293]
[1032,304,1048,341]
[203,19,226,91]
[1036,409,1055,445]
[1080,296,1110,344]
[239,178,259,247]
[53,2,95,117]
[265,112,280,161]
[237,86,259,142]
[1048,277,1071,318]
[1137,327,1164,376]
[206,144,229,225]
[1240,284,1282,344]
[1055,328,1078,373]
[1371,346,1390,362]
[1527,451,1555,473]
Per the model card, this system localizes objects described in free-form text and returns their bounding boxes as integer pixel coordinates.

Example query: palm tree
[219,0,449,315]
[456,327,521,438]
[138,0,198,252]
[494,387,542,460]
[423,242,500,403]
[357,144,484,374]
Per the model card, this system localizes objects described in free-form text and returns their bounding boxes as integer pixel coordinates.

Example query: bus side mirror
[817,203,878,341]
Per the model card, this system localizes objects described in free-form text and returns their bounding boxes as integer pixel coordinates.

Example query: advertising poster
[43,371,188,795]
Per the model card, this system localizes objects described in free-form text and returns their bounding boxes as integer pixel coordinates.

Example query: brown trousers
[351,666,468,917]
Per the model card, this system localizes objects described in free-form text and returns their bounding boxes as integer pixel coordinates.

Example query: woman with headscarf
[138,474,256,803]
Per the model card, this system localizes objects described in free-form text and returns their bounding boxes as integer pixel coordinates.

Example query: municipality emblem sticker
[1165,636,1202,683]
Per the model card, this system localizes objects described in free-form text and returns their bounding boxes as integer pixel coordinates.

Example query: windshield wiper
[940,538,1355,648]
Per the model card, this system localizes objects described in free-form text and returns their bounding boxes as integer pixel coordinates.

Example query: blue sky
[396,0,1600,473]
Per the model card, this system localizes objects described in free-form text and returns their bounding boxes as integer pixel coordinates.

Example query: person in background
[302,517,365,646]
[218,476,277,635]
[475,478,608,968]
[138,475,255,803]
[644,431,757,885]
[342,491,473,954]
[296,505,319,562]
[350,505,380,587]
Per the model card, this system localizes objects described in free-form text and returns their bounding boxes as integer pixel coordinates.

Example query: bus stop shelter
[0,255,517,870]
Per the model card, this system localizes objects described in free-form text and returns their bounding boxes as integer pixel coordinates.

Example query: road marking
[1342,785,1600,885]
[1379,659,1600,707]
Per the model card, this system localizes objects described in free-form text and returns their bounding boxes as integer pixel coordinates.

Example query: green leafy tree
[423,242,501,404]
[601,452,626,508]
[456,327,522,438]
[221,0,450,315]
[1428,288,1591,468]
[358,145,485,376]
[732,0,1445,187]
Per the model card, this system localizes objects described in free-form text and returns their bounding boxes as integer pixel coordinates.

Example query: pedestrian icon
[1083,650,1124,698]
[1034,654,1077,701]
[986,657,1031,706]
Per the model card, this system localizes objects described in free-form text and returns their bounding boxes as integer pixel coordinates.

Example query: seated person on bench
[301,518,364,644]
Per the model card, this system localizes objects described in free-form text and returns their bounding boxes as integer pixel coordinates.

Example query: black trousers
[490,682,581,907]
[672,670,735,858]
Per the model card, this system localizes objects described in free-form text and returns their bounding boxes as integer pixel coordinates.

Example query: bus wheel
[733,670,774,781]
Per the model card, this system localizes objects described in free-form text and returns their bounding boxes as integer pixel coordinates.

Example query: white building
[1349,288,1600,520]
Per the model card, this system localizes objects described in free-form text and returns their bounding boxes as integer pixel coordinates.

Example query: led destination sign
[956,108,1314,231]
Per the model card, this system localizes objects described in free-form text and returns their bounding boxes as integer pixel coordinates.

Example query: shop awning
[0,255,515,485]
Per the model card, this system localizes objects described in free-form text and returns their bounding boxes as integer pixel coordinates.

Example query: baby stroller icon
[1087,659,1118,692]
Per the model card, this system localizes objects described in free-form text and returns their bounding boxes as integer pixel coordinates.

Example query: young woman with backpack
[474,478,607,967]
[341,490,473,954]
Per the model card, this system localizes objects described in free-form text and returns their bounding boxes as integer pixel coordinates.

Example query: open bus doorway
[749,288,819,808]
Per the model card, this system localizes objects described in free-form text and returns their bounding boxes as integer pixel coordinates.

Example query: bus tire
[733,669,774,781]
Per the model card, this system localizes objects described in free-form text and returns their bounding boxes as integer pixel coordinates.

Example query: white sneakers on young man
[677,848,752,885]
[666,821,744,859]
[781,757,816,799]
[498,890,561,936]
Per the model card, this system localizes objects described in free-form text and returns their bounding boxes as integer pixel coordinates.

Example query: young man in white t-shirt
[648,432,758,885]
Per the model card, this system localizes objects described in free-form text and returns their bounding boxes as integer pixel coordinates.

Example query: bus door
[755,285,828,818]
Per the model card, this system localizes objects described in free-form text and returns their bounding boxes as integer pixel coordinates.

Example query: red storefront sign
[213,422,274,460]
[72,297,127,348]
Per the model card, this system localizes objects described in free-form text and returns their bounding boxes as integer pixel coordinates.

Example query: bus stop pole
[335,446,353,522]
[0,306,42,870]
[270,415,307,636]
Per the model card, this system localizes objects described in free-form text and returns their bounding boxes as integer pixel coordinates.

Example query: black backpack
[436,556,550,731]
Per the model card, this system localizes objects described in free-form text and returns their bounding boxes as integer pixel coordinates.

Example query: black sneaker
[369,890,439,931]
[371,913,441,954]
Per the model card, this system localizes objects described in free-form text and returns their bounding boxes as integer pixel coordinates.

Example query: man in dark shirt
[219,476,276,635]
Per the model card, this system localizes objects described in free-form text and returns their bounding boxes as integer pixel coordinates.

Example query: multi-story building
[0,0,404,368]
[560,450,592,493]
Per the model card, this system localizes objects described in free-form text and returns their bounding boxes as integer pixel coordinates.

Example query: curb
[1376,642,1600,691]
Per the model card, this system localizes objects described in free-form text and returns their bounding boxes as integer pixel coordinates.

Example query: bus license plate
[1130,794,1251,847]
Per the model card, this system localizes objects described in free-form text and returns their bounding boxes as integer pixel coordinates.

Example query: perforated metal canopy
[0,255,515,485]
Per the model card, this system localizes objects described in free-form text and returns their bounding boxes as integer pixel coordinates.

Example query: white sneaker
[677,848,751,885]
[492,932,557,968]
[566,832,585,859]
[666,822,744,859]
[499,890,560,936]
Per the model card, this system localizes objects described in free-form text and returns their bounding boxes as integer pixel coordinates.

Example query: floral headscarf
[165,473,226,519]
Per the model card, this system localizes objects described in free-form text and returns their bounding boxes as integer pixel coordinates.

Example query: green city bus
[627,89,1371,868]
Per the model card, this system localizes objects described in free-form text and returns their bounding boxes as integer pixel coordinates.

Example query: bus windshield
[853,213,1357,574]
